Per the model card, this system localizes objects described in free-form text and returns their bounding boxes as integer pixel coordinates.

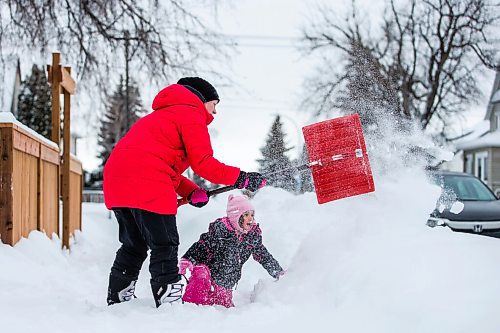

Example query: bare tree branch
[1,0,232,98]
[300,0,499,138]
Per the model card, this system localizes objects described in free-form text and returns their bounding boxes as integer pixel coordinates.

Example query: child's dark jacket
[183,218,283,289]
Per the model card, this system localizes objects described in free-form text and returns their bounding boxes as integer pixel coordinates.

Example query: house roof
[452,120,490,148]
[485,68,500,120]
[456,129,500,150]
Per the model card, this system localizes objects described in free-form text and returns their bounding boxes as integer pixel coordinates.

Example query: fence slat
[39,160,59,237]
[0,128,14,245]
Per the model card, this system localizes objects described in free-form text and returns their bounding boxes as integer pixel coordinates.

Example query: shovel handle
[207,185,235,196]
[177,185,235,207]
[177,163,311,207]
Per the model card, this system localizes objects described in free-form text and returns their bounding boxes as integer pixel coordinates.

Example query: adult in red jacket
[104,77,266,308]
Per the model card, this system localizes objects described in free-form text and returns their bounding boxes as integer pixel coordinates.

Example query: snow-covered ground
[2,163,500,332]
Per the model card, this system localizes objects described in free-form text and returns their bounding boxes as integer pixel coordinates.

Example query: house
[0,57,21,114]
[452,68,500,196]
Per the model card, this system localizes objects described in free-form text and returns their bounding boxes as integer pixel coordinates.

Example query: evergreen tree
[257,115,296,192]
[17,65,52,140]
[297,143,314,193]
[98,77,145,166]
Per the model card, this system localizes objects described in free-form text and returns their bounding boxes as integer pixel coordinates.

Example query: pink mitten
[179,258,194,275]
[188,188,209,208]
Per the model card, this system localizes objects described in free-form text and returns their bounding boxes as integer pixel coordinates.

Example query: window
[465,153,473,174]
[442,174,496,201]
[496,113,500,131]
[475,151,488,183]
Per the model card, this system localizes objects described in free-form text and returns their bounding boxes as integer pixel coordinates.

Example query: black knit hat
[177,77,219,103]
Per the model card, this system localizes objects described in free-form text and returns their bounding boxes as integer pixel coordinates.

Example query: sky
[2,134,500,332]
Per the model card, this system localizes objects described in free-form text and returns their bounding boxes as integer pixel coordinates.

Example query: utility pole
[124,30,130,133]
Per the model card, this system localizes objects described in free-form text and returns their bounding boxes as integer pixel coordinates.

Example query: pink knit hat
[226,194,255,232]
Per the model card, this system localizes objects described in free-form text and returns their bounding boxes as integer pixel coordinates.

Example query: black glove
[234,171,267,192]
[187,188,209,208]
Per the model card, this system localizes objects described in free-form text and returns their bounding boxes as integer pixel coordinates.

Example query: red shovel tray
[302,113,375,204]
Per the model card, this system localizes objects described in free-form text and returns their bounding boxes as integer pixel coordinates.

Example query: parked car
[427,171,500,234]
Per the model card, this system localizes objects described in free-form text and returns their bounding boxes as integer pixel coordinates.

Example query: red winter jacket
[103,84,240,214]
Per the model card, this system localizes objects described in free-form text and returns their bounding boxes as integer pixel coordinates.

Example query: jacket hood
[152,84,214,125]
[226,195,255,234]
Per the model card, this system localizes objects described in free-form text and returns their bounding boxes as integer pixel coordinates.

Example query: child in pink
[179,194,284,307]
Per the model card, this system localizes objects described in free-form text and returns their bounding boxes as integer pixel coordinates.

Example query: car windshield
[440,175,497,201]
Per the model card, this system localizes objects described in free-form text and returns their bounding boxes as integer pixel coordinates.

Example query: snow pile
[1,116,500,332]
[1,164,500,332]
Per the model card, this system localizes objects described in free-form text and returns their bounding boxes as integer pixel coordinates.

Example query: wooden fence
[82,190,105,203]
[0,121,82,246]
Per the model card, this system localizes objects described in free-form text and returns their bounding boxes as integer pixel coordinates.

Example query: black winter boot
[107,270,138,305]
[151,275,187,308]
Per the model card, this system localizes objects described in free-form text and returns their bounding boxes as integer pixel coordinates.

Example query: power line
[234,43,301,49]
[220,104,296,111]
[220,33,305,49]
[223,97,296,105]
[221,34,302,41]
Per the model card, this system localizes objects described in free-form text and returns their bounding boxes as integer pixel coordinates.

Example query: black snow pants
[108,208,180,297]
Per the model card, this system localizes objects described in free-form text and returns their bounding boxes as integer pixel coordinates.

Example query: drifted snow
[0,111,59,149]
[1,165,500,333]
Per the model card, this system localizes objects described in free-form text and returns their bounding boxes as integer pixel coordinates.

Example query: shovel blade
[302,113,375,204]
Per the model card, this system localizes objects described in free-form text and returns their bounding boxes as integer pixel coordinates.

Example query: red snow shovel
[178,113,374,206]
[302,113,375,203]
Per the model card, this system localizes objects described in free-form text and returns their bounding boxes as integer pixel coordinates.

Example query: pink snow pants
[182,264,234,308]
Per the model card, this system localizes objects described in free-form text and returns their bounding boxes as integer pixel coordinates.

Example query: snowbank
[1,164,500,332]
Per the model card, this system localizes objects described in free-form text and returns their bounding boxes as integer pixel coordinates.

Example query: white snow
[1,165,500,333]
[450,201,465,214]
[438,203,446,213]
[0,110,17,122]
[0,111,59,149]
[456,130,500,150]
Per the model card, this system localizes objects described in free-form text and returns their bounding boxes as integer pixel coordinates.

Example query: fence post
[48,52,62,240]
[62,67,71,249]
[48,53,78,249]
